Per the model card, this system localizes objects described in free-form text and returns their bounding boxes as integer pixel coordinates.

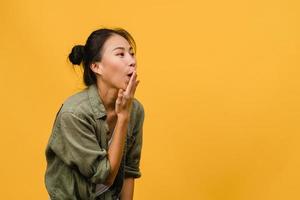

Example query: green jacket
[44,83,144,200]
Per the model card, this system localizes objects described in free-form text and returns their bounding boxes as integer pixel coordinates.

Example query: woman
[44,27,145,200]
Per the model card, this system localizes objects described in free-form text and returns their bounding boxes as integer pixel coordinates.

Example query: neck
[96,79,118,113]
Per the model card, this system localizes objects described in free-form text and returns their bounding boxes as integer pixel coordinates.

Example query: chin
[122,82,129,90]
[115,83,127,90]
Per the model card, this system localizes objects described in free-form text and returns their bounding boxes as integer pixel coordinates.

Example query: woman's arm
[105,71,139,186]
[120,177,135,200]
[103,116,129,186]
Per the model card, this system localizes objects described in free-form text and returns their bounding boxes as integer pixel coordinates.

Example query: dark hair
[68,27,137,86]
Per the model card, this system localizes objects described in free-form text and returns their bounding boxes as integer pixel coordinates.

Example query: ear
[90,62,104,75]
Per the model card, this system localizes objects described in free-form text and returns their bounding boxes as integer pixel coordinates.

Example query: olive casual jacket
[44,83,145,200]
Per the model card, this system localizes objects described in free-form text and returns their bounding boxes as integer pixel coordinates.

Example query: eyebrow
[112,46,133,51]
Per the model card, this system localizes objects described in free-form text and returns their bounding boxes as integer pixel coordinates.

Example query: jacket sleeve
[124,103,145,178]
[49,111,111,184]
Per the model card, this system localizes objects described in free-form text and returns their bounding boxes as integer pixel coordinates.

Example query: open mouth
[127,72,133,78]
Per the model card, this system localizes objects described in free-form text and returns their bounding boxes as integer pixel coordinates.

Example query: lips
[127,72,133,77]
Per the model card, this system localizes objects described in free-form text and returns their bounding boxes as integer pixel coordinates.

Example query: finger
[131,80,140,97]
[128,73,137,97]
[124,71,137,96]
[116,89,123,105]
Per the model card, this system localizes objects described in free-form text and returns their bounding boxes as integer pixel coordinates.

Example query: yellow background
[0,0,299,199]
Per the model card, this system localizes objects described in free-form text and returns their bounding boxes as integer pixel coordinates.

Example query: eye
[130,52,135,56]
[116,53,124,57]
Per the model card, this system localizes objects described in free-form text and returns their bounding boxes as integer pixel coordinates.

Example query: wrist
[117,114,129,123]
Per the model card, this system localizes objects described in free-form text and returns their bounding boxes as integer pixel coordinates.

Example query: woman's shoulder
[130,98,145,129]
[59,87,93,118]
[132,97,145,116]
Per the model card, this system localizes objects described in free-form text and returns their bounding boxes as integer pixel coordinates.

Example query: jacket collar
[87,83,107,119]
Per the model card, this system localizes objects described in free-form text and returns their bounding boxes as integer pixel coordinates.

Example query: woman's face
[95,34,137,90]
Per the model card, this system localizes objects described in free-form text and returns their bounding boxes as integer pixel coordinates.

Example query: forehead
[102,34,132,51]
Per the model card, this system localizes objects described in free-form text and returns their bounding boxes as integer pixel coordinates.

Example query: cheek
[103,59,125,85]
[109,62,124,78]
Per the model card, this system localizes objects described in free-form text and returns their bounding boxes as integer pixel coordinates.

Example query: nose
[128,55,136,70]
[129,62,136,69]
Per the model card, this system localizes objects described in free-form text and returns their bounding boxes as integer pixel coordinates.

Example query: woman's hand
[115,71,140,119]
[105,71,139,186]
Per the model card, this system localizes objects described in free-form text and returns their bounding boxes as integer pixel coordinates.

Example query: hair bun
[68,45,85,65]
